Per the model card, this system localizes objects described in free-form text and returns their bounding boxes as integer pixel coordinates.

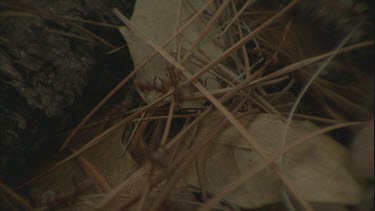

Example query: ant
[135,65,186,106]
[250,47,279,65]
[105,99,132,120]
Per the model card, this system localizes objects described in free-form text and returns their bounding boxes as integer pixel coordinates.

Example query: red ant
[135,65,186,106]
[105,99,132,120]
[251,47,279,65]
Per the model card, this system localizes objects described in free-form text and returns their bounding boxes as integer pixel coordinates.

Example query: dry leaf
[97,164,205,211]
[119,0,222,107]
[28,126,137,210]
[184,112,361,209]
[349,120,374,179]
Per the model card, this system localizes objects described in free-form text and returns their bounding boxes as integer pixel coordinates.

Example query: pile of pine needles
[0,0,373,210]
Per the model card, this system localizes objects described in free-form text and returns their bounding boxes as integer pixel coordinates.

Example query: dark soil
[0,0,136,184]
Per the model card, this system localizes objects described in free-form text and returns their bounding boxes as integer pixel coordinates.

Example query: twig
[247,41,374,88]
[180,0,231,63]
[0,2,120,28]
[279,17,366,211]
[280,113,344,124]
[160,99,175,146]
[219,0,255,37]
[230,0,252,79]
[148,96,250,211]
[71,148,112,193]
[114,1,317,209]
[60,0,216,150]
[17,95,168,189]
[198,121,363,211]
[182,0,301,85]
[0,180,34,211]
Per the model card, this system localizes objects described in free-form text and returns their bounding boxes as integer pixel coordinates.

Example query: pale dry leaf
[82,126,137,186]
[246,202,349,211]
[97,165,204,211]
[119,0,223,107]
[97,164,156,211]
[28,126,137,210]
[349,120,374,179]
[184,112,361,209]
